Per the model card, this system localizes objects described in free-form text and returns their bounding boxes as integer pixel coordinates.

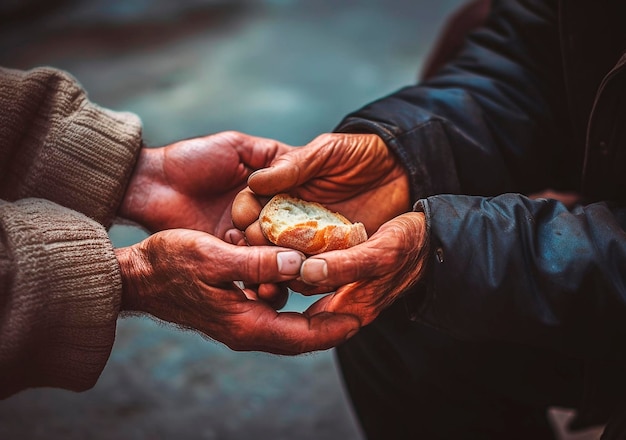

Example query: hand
[298,212,428,327]
[119,131,292,238]
[231,133,411,246]
[115,229,360,354]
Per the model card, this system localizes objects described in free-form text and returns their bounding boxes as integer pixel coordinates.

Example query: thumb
[299,244,383,288]
[217,244,307,284]
[299,213,427,287]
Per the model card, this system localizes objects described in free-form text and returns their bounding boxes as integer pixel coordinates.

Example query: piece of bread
[259,194,368,255]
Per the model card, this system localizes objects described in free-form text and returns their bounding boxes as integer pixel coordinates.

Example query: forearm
[0,66,143,228]
[414,193,626,360]
[0,199,121,398]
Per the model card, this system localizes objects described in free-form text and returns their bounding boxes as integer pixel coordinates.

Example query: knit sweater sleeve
[0,67,143,397]
[0,66,142,227]
[0,199,122,397]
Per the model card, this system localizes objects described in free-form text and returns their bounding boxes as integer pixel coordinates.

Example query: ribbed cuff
[1,67,143,228]
[0,199,121,397]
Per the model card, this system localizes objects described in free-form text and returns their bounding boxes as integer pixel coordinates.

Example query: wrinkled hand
[120,131,292,237]
[115,229,359,354]
[299,212,428,327]
[231,133,410,246]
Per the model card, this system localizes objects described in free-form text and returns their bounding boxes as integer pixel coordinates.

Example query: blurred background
[0,0,603,439]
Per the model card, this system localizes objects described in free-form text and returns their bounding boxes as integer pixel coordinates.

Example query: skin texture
[301,212,428,327]
[119,131,291,238]
[231,133,429,330]
[232,133,411,242]
[116,131,359,354]
[115,231,359,355]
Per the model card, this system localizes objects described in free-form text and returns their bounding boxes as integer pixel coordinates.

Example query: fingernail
[225,229,243,244]
[301,258,327,284]
[249,168,271,180]
[277,251,305,275]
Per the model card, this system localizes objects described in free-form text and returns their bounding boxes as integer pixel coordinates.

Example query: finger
[229,132,294,170]
[304,287,375,327]
[303,293,336,316]
[230,306,360,355]
[244,221,271,246]
[238,283,259,301]
[224,228,245,245]
[258,283,289,310]
[287,279,336,296]
[236,282,288,309]
[247,139,332,196]
[232,188,264,231]
[204,241,306,283]
[299,213,426,287]
[299,244,384,288]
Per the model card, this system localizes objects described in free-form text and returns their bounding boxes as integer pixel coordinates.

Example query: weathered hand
[115,229,359,354]
[299,212,428,327]
[231,133,410,246]
[120,131,292,237]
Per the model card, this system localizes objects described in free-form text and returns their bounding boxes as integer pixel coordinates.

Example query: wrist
[118,147,164,227]
[115,245,152,312]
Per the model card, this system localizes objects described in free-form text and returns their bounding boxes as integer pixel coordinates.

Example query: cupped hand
[115,229,359,354]
[120,131,292,237]
[298,212,428,327]
[231,133,411,246]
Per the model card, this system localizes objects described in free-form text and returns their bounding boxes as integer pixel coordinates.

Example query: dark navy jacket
[336,0,626,432]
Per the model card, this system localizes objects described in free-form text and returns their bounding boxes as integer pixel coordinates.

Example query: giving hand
[231,133,410,246]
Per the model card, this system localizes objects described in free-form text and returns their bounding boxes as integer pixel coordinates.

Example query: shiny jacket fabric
[336,0,626,432]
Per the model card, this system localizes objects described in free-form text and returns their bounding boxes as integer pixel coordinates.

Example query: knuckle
[223,130,245,140]
[315,132,335,144]
[241,248,265,282]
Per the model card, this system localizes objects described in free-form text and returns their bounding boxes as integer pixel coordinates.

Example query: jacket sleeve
[333,0,626,360]
[416,194,626,361]
[0,66,142,227]
[0,67,143,397]
[335,0,570,202]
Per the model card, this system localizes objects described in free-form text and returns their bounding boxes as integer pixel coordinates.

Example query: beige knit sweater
[0,67,143,397]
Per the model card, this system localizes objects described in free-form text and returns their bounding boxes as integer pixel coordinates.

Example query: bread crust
[259,194,367,255]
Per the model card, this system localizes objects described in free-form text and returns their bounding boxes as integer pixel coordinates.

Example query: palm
[124,132,291,236]
[159,136,249,236]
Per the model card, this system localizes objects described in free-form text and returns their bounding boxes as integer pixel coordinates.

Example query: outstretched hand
[120,131,292,237]
[300,212,428,327]
[115,229,360,354]
[231,133,411,246]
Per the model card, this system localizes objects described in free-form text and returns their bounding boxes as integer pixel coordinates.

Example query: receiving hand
[300,212,428,327]
[231,133,411,246]
[119,131,292,237]
[115,229,359,354]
